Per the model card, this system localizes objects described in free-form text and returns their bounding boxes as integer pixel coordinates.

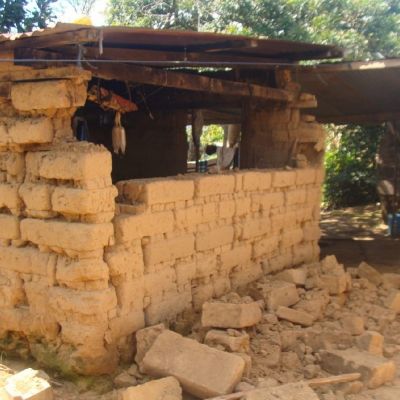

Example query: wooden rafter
[1,29,99,50]
[14,46,286,69]
[89,63,293,102]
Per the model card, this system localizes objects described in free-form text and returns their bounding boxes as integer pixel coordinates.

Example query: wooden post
[192,110,204,172]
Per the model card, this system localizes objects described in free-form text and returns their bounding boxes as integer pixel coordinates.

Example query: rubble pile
[1,255,399,400]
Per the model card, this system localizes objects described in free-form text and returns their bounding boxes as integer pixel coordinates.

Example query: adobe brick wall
[111,168,322,330]
[0,74,120,375]
[0,68,325,377]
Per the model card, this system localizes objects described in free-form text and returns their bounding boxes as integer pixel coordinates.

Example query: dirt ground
[1,204,400,400]
[320,204,400,273]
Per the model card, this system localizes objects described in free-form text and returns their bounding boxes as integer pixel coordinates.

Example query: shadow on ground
[320,204,400,273]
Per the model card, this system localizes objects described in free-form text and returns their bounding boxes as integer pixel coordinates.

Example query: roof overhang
[296,59,400,124]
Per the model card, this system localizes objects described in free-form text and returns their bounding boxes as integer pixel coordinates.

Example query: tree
[108,0,216,31]
[0,0,57,33]
[108,0,400,60]
[66,0,97,16]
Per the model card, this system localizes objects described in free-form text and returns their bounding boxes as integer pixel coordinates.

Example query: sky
[54,0,108,26]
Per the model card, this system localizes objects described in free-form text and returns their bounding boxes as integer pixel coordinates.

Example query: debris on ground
[1,255,400,400]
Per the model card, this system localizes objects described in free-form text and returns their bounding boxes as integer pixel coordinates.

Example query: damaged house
[0,23,342,375]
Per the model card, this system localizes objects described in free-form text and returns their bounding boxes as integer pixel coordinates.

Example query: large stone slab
[118,377,182,400]
[249,280,299,311]
[141,330,245,398]
[201,301,262,328]
[320,349,396,389]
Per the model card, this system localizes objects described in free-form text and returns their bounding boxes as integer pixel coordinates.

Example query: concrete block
[202,301,262,328]
[143,234,195,265]
[11,79,87,110]
[118,377,182,400]
[107,309,145,342]
[252,236,279,258]
[319,273,348,295]
[303,224,321,241]
[384,290,400,313]
[0,183,22,212]
[4,368,53,400]
[204,329,250,353]
[175,205,203,228]
[120,178,194,205]
[250,280,299,311]
[272,170,296,188]
[296,168,317,185]
[235,197,251,216]
[219,199,235,219]
[142,330,245,398]
[195,174,235,197]
[382,273,400,289]
[26,142,111,181]
[105,244,144,278]
[341,314,365,335]
[0,152,25,179]
[196,226,234,251]
[220,244,252,270]
[49,286,117,320]
[280,228,303,248]
[276,306,314,327]
[0,245,56,277]
[135,323,166,368]
[230,262,263,290]
[357,331,384,355]
[320,349,396,389]
[145,291,192,325]
[241,171,272,191]
[0,214,20,240]
[285,189,306,206]
[242,217,270,239]
[8,117,53,144]
[358,262,382,286]
[272,268,307,286]
[19,183,53,212]
[56,257,109,288]
[114,211,174,242]
[52,186,117,215]
[21,218,113,252]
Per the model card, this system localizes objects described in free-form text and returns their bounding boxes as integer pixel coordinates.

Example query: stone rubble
[1,255,400,400]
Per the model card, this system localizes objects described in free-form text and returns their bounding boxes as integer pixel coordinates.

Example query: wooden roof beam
[90,63,293,102]
[2,28,99,50]
[186,39,258,52]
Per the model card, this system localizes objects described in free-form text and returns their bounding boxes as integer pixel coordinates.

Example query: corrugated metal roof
[297,59,400,124]
[0,22,341,61]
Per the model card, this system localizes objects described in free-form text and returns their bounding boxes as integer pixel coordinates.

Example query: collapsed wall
[0,66,326,376]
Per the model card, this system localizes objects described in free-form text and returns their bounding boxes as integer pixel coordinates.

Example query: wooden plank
[186,39,258,52]
[15,46,287,68]
[1,29,99,50]
[307,373,362,388]
[0,66,91,82]
[90,63,293,102]
[205,373,362,400]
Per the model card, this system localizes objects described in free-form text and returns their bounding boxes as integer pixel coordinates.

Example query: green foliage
[201,125,224,147]
[0,0,56,33]
[108,0,400,60]
[324,124,384,209]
